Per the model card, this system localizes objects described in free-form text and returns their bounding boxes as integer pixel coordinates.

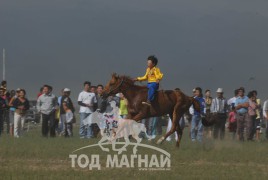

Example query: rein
[107,78,125,95]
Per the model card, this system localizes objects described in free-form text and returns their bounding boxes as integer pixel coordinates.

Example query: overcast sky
[0,0,268,100]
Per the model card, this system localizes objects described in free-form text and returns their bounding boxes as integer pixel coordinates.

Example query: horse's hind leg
[157,113,178,145]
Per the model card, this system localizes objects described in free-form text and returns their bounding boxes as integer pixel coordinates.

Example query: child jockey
[134,55,164,106]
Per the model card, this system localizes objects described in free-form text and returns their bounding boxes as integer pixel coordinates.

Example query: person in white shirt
[210,88,228,140]
[78,81,97,139]
[263,99,268,139]
[227,89,239,109]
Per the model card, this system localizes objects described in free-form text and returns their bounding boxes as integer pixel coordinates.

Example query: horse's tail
[190,97,214,127]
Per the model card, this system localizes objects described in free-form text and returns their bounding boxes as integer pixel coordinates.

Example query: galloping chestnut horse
[102,73,201,147]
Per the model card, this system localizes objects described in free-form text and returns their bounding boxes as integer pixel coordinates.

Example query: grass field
[1,124,268,180]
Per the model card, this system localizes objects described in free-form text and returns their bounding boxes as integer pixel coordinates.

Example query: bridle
[106,78,125,96]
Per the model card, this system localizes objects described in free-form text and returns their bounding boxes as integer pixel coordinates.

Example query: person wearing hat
[210,88,228,140]
[59,88,75,136]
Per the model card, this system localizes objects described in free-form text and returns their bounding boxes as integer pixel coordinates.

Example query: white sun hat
[216,88,223,93]
[63,88,71,92]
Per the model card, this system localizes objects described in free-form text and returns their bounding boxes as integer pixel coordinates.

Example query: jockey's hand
[156,79,160,83]
[132,78,138,82]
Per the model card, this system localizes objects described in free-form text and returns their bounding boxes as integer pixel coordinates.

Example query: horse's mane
[119,75,147,90]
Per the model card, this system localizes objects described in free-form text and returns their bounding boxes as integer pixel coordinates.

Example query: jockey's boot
[142,100,151,106]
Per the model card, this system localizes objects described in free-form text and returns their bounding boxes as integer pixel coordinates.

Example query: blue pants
[79,113,93,138]
[191,115,203,142]
[147,82,159,102]
[148,117,158,136]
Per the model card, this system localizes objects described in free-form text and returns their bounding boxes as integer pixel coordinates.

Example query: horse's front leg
[132,112,146,122]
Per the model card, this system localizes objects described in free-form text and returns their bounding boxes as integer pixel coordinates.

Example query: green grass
[1,125,268,180]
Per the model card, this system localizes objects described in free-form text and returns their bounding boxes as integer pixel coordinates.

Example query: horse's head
[102,73,124,99]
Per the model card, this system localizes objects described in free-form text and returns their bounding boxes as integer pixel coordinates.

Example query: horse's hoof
[156,139,162,145]
[156,137,165,145]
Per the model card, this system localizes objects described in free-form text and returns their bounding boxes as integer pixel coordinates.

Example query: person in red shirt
[37,87,44,98]
[228,107,237,140]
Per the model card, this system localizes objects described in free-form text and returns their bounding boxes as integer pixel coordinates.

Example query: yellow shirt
[137,67,164,83]
[119,99,128,115]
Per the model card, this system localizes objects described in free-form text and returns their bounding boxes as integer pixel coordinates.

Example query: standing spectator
[228,89,239,109]
[0,88,10,134]
[247,91,258,141]
[62,102,74,137]
[78,81,97,139]
[119,93,128,118]
[190,87,206,142]
[60,88,75,136]
[37,87,44,125]
[8,89,20,136]
[252,90,261,141]
[204,89,213,138]
[147,117,158,140]
[205,90,213,113]
[13,89,30,138]
[56,89,64,134]
[192,88,196,97]
[235,87,250,141]
[90,86,96,94]
[37,87,44,98]
[187,88,196,137]
[1,81,7,94]
[210,88,228,140]
[95,85,106,113]
[93,84,106,137]
[0,88,7,136]
[263,99,268,140]
[228,107,237,140]
[58,89,64,105]
[37,85,58,138]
